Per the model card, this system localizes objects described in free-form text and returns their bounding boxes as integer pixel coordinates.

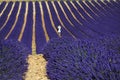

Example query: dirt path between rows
[24,54,48,80]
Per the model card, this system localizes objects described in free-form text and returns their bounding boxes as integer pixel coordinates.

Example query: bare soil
[24,54,48,80]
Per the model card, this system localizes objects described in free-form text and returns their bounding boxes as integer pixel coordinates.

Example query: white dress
[58,26,61,33]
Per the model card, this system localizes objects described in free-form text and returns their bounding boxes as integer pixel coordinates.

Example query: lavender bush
[94,34,120,54]
[0,39,30,80]
[45,35,120,80]
[42,37,74,61]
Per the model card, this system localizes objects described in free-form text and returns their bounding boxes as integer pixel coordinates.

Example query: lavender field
[0,0,120,80]
[0,0,120,54]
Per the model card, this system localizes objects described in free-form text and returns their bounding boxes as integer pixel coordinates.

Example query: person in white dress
[58,25,61,37]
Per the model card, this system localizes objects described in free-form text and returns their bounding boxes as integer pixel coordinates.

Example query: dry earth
[24,54,48,80]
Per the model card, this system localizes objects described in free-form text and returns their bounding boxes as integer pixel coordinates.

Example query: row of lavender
[42,34,120,80]
[0,1,120,53]
[0,39,30,80]
[0,2,29,80]
[0,33,120,80]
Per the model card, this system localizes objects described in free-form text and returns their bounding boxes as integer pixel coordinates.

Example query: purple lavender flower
[45,35,120,80]
[0,39,30,80]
